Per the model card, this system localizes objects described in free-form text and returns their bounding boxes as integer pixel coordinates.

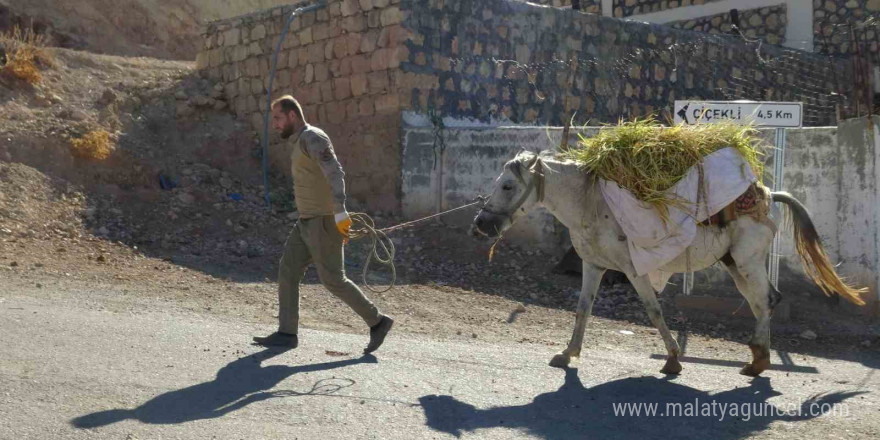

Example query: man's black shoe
[364,316,394,354]
[252,332,298,348]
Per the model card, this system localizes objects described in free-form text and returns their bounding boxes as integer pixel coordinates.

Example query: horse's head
[471,151,546,239]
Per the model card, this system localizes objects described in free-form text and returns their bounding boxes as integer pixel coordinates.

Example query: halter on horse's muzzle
[477,156,546,221]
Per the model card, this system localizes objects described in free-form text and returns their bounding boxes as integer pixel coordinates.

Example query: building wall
[613,0,724,18]
[615,0,879,58]
[668,4,787,45]
[529,0,602,13]
[814,0,880,57]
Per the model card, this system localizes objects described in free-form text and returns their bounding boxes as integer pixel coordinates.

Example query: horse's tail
[771,192,866,306]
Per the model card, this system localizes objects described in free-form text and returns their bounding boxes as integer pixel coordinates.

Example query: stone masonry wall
[400,0,850,127]
[613,0,723,18]
[814,0,880,56]
[197,0,415,213]
[197,0,854,213]
[529,0,602,13]
[669,5,787,45]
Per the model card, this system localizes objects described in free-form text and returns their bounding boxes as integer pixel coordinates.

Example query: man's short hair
[271,95,306,122]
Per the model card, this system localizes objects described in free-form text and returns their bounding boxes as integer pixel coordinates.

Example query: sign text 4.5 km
[674,101,803,128]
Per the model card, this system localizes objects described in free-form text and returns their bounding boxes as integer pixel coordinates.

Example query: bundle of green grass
[559,117,765,217]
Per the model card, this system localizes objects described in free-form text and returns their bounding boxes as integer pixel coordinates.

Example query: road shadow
[419,369,866,440]
[71,349,375,428]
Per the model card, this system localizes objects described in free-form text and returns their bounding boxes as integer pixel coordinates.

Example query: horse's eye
[502,184,513,191]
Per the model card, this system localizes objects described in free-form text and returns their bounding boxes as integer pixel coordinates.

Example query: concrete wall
[401,124,601,255]
[769,117,880,313]
[832,117,880,311]
[401,118,880,310]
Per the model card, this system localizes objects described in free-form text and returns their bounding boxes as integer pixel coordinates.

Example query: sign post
[672,100,803,295]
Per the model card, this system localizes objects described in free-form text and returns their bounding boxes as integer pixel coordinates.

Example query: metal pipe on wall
[262,1,328,207]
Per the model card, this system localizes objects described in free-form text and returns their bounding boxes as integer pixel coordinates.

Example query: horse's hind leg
[727,219,776,376]
[724,260,773,376]
[629,276,682,374]
[550,263,604,368]
[723,258,775,376]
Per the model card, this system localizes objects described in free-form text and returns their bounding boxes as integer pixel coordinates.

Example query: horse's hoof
[740,358,770,377]
[740,365,761,377]
[660,357,682,375]
[549,353,572,368]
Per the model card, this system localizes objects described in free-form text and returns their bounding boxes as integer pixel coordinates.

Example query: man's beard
[280,124,295,139]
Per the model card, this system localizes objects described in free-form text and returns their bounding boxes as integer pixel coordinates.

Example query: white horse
[472,150,865,376]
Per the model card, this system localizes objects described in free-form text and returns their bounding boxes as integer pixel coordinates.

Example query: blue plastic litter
[228,193,243,201]
[158,174,177,190]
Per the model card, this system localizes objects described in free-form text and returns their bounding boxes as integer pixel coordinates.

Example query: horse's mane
[510,149,577,174]
[510,149,565,165]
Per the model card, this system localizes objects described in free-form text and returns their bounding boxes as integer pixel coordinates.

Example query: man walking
[253,95,393,354]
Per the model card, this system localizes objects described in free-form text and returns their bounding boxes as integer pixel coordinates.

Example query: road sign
[673,100,803,128]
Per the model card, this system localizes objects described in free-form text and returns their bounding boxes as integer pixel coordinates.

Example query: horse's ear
[508,158,521,174]
[509,151,537,179]
[524,153,539,171]
[507,157,525,180]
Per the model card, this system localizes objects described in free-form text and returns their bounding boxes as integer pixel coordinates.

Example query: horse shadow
[71,349,375,428]
[419,369,866,440]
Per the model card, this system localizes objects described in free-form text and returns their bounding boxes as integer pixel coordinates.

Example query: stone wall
[529,0,602,13]
[196,0,855,213]
[401,0,849,127]
[669,5,787,45]
[197,0,415,213]
[814,0,880,56]
[613,0,723,18]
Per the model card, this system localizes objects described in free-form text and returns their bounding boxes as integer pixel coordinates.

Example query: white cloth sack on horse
[599,147,758,281]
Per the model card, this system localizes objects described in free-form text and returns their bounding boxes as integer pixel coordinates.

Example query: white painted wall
[400,126,594,256]
[601,0,613,17]
[832,117,880,309]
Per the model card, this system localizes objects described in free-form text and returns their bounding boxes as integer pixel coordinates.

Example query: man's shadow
[420,369,866,440]
[72,349,376,428]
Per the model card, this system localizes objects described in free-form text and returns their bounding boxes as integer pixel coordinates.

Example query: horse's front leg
[550,263,605,368]
[629,275,682,374]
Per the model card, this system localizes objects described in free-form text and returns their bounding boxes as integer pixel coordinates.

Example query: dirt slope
[1,0,293,60]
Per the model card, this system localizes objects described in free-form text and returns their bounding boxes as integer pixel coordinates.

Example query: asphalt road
[1,291,878,440]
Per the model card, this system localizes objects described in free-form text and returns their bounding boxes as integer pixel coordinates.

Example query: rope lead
[346,197,486,293]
